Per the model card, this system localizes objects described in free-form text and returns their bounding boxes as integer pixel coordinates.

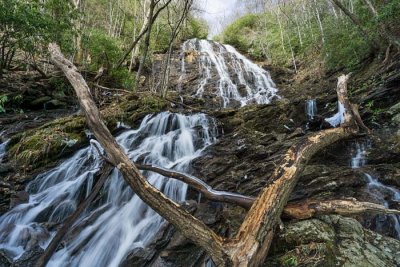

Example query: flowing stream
[0,38,281,266]
[350,141,400,239]
[179,39,278,107]
[0,112,218,266]
[305,99,317,120]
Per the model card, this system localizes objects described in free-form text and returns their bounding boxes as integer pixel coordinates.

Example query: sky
[195,0,240,38]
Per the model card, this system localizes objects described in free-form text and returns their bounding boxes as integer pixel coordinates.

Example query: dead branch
[283,198,400,219]
[137,163,255,209]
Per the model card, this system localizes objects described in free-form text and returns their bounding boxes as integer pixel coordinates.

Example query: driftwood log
[49,43,371,266]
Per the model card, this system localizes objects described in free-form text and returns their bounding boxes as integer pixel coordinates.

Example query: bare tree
[330,0,380,51]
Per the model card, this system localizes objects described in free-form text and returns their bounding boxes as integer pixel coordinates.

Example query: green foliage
[84,30,123,70]
[220,0,400,71]
[184,17,208,40]
[220,14,260,54]
[109,68,136,90]
[282,256,298,267]
[0,95,8,113]
[0,0,76,70]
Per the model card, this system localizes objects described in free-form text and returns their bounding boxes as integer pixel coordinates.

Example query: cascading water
[179,39,279,107]
[325,101,345,127]
[350,141,400,239]
[0,112,218,266]
[0,139,9,161]
[305,99,317,120]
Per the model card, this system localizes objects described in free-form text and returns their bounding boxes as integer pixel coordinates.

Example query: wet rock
[0,163,12,174]
[13,245,44,267]
[30,96,52,109]
[0,250,13,267]
[10,191,29,208]
[44,99,67,109]
[266,215,400,267]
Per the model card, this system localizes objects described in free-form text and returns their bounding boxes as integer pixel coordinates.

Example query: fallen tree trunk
[283,198,400,219]
[49,43,366,266]
[223,74,361,266]
[48,43,230,265]
[35,163,113,267]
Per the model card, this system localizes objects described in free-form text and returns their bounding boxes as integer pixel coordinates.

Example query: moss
[8,116,86,170]
[267,242,336,267]
[7,92,169,171]
[118,93,168,125]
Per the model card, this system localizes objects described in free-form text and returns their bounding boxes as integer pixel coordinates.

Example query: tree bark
[50,43,366,266]
[137,163,255,209]
[283,198,400,219]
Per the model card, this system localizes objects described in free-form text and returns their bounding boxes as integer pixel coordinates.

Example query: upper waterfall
[178,39,279,107]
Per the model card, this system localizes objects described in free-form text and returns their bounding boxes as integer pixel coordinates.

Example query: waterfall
[325,101,345,127]
[350,141,369,169]
[350,141,400,238]
[305,99,317,120]
[179,39,279,107]
[0,112,218,266]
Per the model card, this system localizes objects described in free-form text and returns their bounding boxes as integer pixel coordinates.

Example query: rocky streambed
[0,41,400,266]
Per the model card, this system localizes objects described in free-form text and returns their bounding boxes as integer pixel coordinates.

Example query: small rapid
[305,99,317,120]
[350,140,400,239]
[179,39,279,107]
[0,112,218,266]
[0,139,9,162]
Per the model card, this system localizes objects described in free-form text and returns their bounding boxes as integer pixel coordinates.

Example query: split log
[49,43,368,266]
[35,163,113,267]
[283,198,400,220]
[223,74,362,266]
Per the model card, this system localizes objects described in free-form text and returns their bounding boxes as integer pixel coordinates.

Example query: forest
[0,0,400,266]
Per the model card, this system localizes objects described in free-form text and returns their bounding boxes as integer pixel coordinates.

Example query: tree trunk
[116,0,172,69]
[330,0,380,51]
[223,74,360,266]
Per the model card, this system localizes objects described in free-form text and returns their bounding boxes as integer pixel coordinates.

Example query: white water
[0,112,218,266]
[325,101,345,127]
[180,39,278,107]
[0,139,9,161]
[305,99,317,120]
[350,141,400,238]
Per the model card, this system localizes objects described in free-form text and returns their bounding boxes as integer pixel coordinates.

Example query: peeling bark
[283,198,400,220]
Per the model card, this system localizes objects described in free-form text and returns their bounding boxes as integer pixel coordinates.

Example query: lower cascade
[0,112,218,266]
[179,39,279,107]
[350,141,400,239]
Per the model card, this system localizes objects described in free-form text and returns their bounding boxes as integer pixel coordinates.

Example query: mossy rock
[266,215,400,267]
[6,92,169,171]
[8,116,87,170]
